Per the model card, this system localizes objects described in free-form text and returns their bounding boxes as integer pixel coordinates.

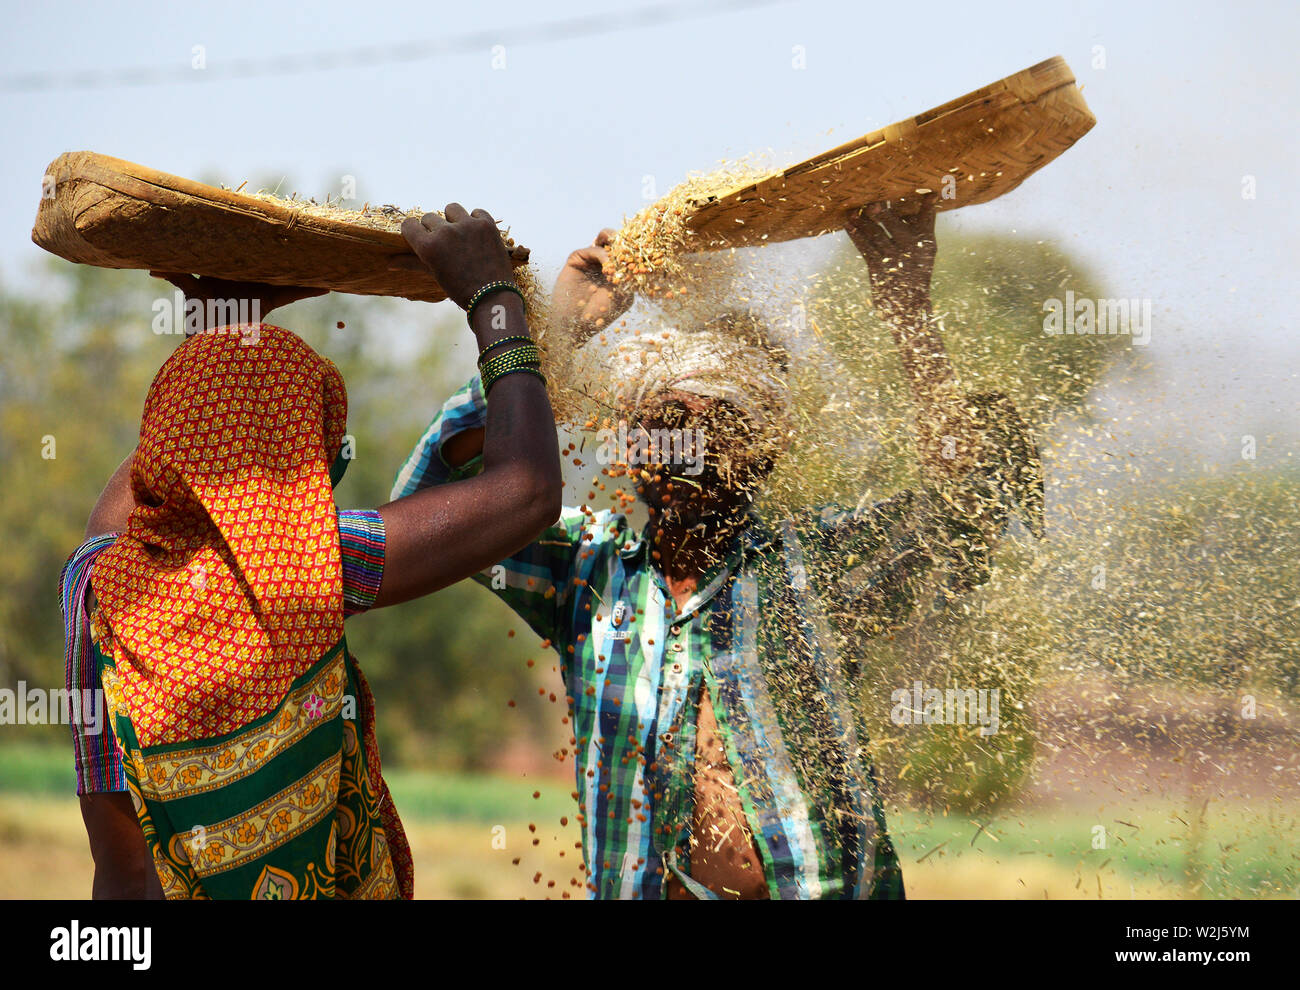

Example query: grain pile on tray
[603,161,777,297]
[32,151,530,303]
[244,189,427,231]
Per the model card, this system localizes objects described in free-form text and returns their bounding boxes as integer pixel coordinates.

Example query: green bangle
[481,344,541,394]
[477,334,535,367]
[480,343,539,374]
[465,281,525,325]
[484,365,546,394]
[480,347,540,389]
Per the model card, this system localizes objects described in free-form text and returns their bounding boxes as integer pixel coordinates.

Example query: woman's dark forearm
[81,793,164,900]
[372,292,561,608]
[469,293,562,514]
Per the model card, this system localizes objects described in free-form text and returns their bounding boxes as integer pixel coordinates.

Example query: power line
[1,0,789,94]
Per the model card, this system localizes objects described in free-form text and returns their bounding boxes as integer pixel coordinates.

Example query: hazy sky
[2,0,1296,470]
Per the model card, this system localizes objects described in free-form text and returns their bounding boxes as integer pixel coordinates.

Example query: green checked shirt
[393,375,1020,900]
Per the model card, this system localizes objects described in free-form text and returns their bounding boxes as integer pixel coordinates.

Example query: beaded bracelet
[480,348,535,381]
[477,334,534,367]
[480,343,539,376]
[484,365,547,394]
[480,344,541,393]
[465,280,526,325]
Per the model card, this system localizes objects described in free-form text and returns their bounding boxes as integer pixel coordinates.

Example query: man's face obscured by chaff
[626,388,777,530]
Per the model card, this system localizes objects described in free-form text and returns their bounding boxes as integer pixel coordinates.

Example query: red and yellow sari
[89,324,412,899]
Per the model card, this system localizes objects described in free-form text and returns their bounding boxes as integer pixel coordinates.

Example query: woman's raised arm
[373,204,562,608]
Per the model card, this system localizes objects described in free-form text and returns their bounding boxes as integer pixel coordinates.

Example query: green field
[3,743,1293,899]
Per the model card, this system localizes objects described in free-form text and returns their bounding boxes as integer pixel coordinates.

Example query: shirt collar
[625,518,753,621]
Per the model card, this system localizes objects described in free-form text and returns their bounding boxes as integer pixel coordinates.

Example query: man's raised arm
[844,194,972,481]
[844,196,1043,539]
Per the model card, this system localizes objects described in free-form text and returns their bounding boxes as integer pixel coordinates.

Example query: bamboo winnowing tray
[678,56,1095,249]
[32,152,530,303]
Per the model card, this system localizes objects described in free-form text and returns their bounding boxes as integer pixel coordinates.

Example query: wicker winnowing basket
[680,56,1096,250]
[31,152,530,303]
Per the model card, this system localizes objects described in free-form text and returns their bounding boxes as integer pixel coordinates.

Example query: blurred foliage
[1023,466,1300,696]
[771,230,1142,507]
[830,461,1300,816]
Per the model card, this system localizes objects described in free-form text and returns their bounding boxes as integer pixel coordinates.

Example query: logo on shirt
[608,600,631,641]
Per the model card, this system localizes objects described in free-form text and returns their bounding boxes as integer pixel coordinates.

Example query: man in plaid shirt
[393,197,1043,899]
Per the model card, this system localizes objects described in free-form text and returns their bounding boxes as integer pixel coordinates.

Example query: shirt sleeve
[59,535,127,795]
[338,508,386,617]
[390,374,488,497]
[803,466,1013,636]
[467,508,591,645]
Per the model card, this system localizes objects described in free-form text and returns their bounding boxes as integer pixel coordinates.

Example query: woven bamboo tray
[680,55,1095,250]
[31,152,530,303]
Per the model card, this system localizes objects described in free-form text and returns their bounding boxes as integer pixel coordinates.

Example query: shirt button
[670,625,681,636]
[671,643,684,654]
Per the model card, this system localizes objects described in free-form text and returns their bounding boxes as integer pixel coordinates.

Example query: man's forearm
[881,299,972,480]
[883,300,959,409]
[848,198,1040,532]
[848,196,970,477]
[442,426,486,469]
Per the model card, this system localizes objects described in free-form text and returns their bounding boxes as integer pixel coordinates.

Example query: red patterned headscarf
[90,324,348,748]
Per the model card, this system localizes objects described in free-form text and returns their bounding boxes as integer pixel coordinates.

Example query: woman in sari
[60,205,561,898]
